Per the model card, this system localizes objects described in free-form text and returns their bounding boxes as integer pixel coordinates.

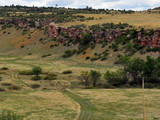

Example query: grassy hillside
[60,13,160,29]
[1,6,160,120]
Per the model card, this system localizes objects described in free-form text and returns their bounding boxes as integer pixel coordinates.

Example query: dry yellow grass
[59,13,160,29]
[0,90,78,120]
[72,89,160,120]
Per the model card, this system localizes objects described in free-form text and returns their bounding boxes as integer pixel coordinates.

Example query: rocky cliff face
[49,23,160,48]
[138,29,160,48]
[49,23,122,43]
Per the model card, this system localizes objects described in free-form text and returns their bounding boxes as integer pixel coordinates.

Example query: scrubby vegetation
[31,84,41,89]
[44,73,57,80]
[62,70,73,74]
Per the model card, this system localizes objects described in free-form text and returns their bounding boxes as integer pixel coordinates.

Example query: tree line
[79,56,160,88]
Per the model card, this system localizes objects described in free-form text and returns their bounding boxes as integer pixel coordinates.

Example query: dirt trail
[63,90,95,120]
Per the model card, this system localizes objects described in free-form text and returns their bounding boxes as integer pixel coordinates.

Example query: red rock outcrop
[48,23,122,43]
[138,29,160,48]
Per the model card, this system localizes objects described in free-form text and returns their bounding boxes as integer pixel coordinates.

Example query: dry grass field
[72,89,160,120]
[1,88,160,120]
[59,13,160,29]
[0,90,79,120]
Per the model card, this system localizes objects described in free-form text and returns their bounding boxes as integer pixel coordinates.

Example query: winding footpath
[63,90,95,120]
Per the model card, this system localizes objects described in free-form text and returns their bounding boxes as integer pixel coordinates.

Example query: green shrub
[0,110,23,120]
[31,84,41,89]
[1,67,9,70]
[90,57,99,61]
[86,56,90,60]
[19,70,33,75]
[41,54,52,58]
[104,70,126,87]
[0,76,2,81]
[44,74,57,80]
[146,48,151,52]
[117,54,122,58]
[111,43,118,51]
[63,49,77,58]
[101,57,107,61]
[50,45,54,48]
[62,70,72,74]
[39,38,43,41]
[31,76,42,81]
[32,66,42,76]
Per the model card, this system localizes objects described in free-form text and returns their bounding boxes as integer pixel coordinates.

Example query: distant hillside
[0,6,160,65]
[152,7,160,10]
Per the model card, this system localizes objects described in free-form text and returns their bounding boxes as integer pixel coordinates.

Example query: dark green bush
[21,45,24,48]
[104,70,126,87]
[31,84,41,89]
[146,48,151,52]
[31,76,42,81]
[1,67,9,70]
[90,57,99,61]
[63,49,77,58]
[32,66,42,76]
[101,57,107,61]
[62,70,72,74]
[39,38,43,41]
[42,54,52,58]
[117,54,122,58]
[111,43,118,51]
[1,83,11,86]
[86,56,90,60]
[44,74,57,80]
